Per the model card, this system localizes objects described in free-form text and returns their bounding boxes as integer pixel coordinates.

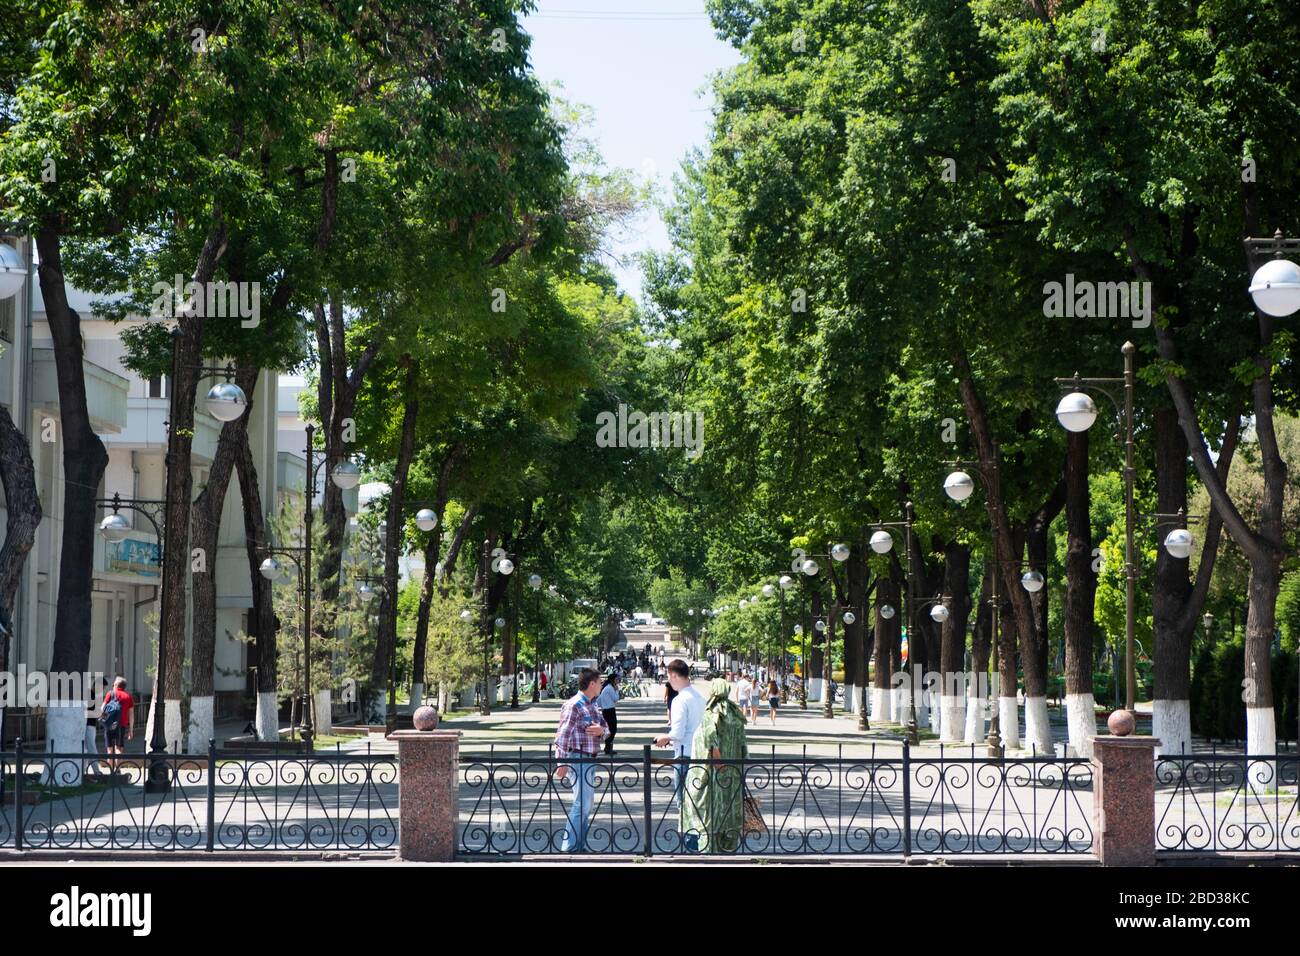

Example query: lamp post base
[143,750,172,793]
[986,727,1004,760]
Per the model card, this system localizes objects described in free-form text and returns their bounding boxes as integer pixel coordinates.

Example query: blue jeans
[560,762,598,852]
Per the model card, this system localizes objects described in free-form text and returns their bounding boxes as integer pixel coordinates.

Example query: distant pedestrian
[99,677,134,772]
[553,668,610,852]
[737,672,754,724]
[766,679,780,726]
[83,677,105,773]
[597,671,620,755]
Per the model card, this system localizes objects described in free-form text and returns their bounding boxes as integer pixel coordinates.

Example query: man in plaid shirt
[554,668,609,852]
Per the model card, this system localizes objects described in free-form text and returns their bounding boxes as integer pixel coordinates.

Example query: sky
[520,1,743,301]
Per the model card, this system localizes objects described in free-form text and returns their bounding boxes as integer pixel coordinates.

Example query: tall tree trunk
[187,364,257,750]
[997,590,1021,750]
[1026,476,1065,751]
[154,222,228,753]
[371,359,419,704]
[965,561,994,743]
[809,587,824,703]
[36,227,112,768]
[0,404,41,740]
[873,567,901,722]
[1063,428,1097,756]
[410,444,464,705]
[438,503,480,598]
[1150,406,1240,756]
[939,540,971,741]
[234,419,278,742]
[845,544,867,716]
[953,349,1050,751]
[1140,210,1287,769]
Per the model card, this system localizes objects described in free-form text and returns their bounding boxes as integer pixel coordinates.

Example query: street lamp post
[291,424,360,750]
[943,460,1007,758]
[97,495,169,789]
[777,576,794,699]
[527,574,544,703]
[478,542,515,715]
[793,543,851,720]
[867,504,921,743]
[353,572,390,732]
[1054,344,1138,714]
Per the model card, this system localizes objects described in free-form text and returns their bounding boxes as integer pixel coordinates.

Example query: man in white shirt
[654,658,704,851]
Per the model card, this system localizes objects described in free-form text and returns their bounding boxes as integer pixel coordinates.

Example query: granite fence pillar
[388,729,461,861]
[1090,732,1161,866]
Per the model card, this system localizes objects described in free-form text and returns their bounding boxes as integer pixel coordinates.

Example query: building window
[0,294,13,344]
[148,374,167,398]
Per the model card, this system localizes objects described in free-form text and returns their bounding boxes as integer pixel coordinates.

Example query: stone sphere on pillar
[1106,709,1136,736]
[412,705,439,731]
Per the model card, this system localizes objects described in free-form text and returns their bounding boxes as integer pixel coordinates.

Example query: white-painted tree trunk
[409,681,425,709]
[187,694,213,753]
[844,683,856,713]
[1151,698,1189,758]
[963,693,985,744]
[915,690,929,731]
[809,677,823,702]
[1246,707,1276,788]
[315,689,333,735]
[1065,693,1098,758]
[941,695,965,743]
[164,698,182,753]
[897,684,913,729]
[460,685,475,708]
[46,702,86,786]
[998,696,1020,750]
[871,687,891,722]
[255,691,278,742]
[1023,696,1052,754]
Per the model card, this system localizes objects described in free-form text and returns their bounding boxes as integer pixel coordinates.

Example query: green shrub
[1190,639,1298,744]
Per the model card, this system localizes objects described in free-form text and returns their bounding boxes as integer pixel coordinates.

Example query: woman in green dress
[681,678,748,852]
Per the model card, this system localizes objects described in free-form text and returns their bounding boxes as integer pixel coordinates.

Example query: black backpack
[98,691,123,732]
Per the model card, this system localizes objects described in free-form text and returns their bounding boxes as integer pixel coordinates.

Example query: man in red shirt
[102,677,135,771]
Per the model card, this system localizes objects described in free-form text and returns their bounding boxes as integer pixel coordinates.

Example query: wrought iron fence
[0,739,397,852]
[459,742,1093,856]
[1155,751,1300,853]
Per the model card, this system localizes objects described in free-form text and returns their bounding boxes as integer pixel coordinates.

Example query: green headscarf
[680,676,749,852]
[701,679,747,759]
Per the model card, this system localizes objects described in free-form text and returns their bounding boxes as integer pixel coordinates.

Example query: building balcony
[31,348,129,433]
